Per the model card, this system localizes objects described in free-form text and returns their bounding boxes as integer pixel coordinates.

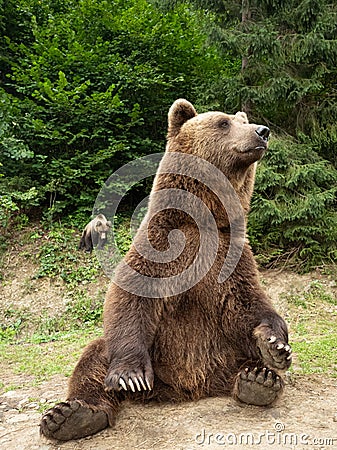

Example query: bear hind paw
[233,367,283,406]
[40,400,108,441]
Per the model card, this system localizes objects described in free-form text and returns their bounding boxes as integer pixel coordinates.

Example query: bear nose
[255,126,270,141]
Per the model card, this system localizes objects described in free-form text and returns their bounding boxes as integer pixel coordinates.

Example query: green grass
[0,327,102,387]
[292,337,337,376]
[0,290,104,343]
[285,281,337,378]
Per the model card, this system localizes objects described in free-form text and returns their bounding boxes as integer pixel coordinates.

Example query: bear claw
[117,375,152,392]
[119,378,128,391]
[105,355,154,393]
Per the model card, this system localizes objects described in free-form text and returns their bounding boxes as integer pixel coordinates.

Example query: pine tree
[158,0,337,267]
[159,0,337,150]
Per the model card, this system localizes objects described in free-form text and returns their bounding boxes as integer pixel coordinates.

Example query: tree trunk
[241,0,251,113]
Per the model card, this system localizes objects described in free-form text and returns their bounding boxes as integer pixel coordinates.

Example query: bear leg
[84,231,93,252]
[232,367,283,406]
[40,338,122,441]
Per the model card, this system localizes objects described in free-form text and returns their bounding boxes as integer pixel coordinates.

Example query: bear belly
[151,299,237,397]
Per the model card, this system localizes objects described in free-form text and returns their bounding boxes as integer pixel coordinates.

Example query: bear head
[163,99,270,216]
[167,99,269,181]
[94,214,112,248]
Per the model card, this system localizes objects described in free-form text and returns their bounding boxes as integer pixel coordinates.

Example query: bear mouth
[243,144,267,154]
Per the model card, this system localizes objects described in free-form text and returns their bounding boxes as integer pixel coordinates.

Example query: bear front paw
[254,324,292,371]
[104,359,154,393]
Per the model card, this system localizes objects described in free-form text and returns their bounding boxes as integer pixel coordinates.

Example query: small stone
[41,391,60,401]
[6,413,31,424]
[18,397,30,409]
[0,404,10,412]
[1,390,16,398]
[27,402,39,409]
[269,408,281,419]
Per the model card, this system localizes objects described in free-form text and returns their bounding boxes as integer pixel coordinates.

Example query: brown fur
[40,99,291,441]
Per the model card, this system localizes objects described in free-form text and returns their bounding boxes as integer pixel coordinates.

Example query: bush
[0,0,225,219]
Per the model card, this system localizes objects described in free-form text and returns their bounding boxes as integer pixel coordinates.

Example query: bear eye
[218,118,230,129]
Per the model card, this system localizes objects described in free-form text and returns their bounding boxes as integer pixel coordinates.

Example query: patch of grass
[285,280,337,377]
[2,383,25,392]
[31,290,104,343]
[0,327,102,385]
[0,280,105,390]
[0,306,32,342]
[114,215,133,256]
[0,289,104,343]
[291,336,337,376]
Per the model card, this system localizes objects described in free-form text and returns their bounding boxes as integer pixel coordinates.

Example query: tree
[0,0,225,221]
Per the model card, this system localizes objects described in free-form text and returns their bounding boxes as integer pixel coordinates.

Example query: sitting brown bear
[40,99,292,441]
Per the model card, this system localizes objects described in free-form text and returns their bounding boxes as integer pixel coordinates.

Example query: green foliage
[31,225,100,283]
[0,0,224,219]
[0,195,19,228]
[249,137,337,268]
[113,215,133,256]
[0,307,29,341]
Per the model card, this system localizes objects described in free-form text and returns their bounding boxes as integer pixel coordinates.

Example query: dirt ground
[0,267,337,450]
[0,373,336,450]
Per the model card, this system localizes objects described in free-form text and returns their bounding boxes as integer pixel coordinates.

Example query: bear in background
[78,214,112,253]
[41,99,292,442]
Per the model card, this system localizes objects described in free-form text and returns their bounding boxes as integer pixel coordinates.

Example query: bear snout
[255,126,270,142]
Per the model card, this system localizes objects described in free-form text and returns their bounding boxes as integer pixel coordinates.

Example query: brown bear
[40,99,292,441]
[78,214,112,253]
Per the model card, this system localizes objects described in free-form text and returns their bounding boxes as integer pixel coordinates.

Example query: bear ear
[168,99,197,137]
[235,111,249,123]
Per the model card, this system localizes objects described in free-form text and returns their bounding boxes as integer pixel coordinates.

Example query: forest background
[1,0,337,269]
